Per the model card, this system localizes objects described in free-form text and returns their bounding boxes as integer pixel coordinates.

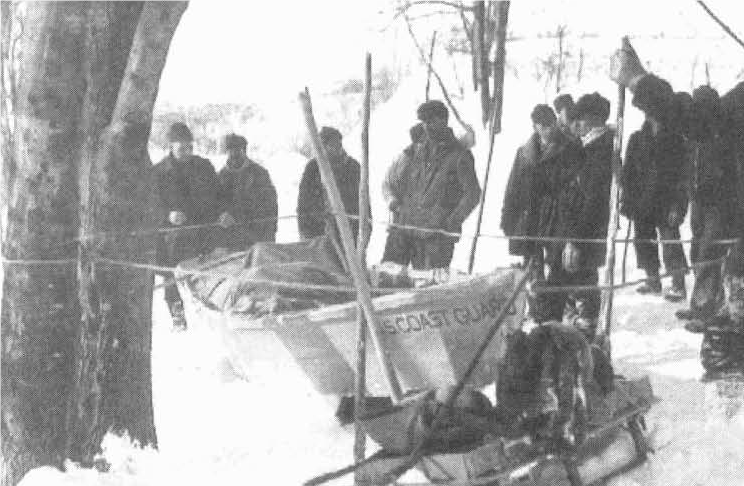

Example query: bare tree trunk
[556,25,565,94]
[1,3,186,484]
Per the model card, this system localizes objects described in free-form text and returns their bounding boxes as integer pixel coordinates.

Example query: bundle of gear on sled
[352,321,654,486]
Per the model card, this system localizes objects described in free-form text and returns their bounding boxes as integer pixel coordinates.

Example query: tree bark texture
[1,3,186,484]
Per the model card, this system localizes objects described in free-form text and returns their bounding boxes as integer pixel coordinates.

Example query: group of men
[500,48,744,376]
[501,92,614,341]
[154,124,278,329]
[155,100,483,330]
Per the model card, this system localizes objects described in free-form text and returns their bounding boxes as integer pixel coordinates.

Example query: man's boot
[664,273,687,303]
[636,270,662,295]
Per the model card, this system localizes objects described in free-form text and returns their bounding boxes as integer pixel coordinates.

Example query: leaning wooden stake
[598,37,629,355]
[353,52,373,481]
[299,88,403,404]
[467,0,509,274]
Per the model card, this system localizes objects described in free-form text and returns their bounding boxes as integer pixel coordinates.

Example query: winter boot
[664,274,687,303]
[168,301,187,331]
[636,272,662,295]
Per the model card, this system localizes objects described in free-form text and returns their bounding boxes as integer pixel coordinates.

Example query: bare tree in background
[1,3,186,484]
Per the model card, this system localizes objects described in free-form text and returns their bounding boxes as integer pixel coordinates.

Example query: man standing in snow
[383,100,481,270]
[154,122,224,330]
[217,133,278,250]
[619,83,689,302]
[297,126,368,242]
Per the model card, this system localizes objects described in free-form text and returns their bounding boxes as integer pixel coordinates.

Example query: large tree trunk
[1,3,186,484]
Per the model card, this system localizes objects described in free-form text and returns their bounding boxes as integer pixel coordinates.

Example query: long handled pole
[467,1,510,274]
[353,52,372,481]
[299,88,403,404]
[598,37,629,355]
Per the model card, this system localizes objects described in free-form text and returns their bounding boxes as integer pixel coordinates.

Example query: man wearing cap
[154,122,224,329]
[217,133,278,250]
[562,92,614,339]
[383,100,481,270]
[297,126,369,241]
[514,104,586,326]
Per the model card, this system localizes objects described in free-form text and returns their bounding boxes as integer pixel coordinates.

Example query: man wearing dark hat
[297,126,369,241]
[154,122,223,330]
[217,133,278,250]
[675,87,736,325]
[620,91,689,301]
[561,92,614,339]
[382,100,481,270]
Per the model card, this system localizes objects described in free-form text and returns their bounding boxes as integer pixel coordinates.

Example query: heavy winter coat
[297,155,365,240]
[527,130,586,266]
[620,122,689,225]
[153,153,222,265]
[218,156,278,246]
[396,128,481,239]
[573,128,614,268]
[502,133,541,257]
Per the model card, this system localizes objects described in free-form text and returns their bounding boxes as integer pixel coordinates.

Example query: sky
[156,0,744,107]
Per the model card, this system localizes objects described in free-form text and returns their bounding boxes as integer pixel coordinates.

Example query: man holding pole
[384,100,481,270]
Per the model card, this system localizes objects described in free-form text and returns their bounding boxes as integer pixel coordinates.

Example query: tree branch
[697,1,744,51]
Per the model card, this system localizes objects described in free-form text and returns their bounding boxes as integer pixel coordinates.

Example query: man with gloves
[217,133,278,250]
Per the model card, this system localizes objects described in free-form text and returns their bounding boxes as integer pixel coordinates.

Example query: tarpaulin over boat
[178,235,355,316]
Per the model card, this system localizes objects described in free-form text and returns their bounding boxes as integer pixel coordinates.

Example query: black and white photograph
[2,1,744,485]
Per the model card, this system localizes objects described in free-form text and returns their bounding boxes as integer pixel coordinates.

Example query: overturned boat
[176,236,655,485]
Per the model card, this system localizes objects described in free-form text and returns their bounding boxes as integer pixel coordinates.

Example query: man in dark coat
[297,126,369,242]
[676,87,737,323]
[524,105,594,331]
[382,123,424,262]
[620,92,689,301]
[383,100,481,270]
[154,122,224,329]
[612,44,744,376]
[217,133,278,250]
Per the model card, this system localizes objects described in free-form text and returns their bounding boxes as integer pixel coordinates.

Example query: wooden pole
[299,88,403,404]
[467,1,509,274]
[353,52,372,481]
[598,37,629,355]
[425,31,437,101]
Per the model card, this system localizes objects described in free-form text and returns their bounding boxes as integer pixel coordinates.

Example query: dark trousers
[633,218,688,277]
[382,230,455,270]
[532,265,600,331]
[690,203,727,312]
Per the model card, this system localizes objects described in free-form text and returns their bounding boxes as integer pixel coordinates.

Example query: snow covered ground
[18,275,744,486]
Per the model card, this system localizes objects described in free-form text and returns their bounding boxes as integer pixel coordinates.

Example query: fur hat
[574,92,611,123]
[319,126,342,144]
[691,86,721,140]
[417,100,449,122]
[530,104,557,126]
[224,133,247,151]
[553,94,575,114]
[631,74,674,122]
[167,122,193,143]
